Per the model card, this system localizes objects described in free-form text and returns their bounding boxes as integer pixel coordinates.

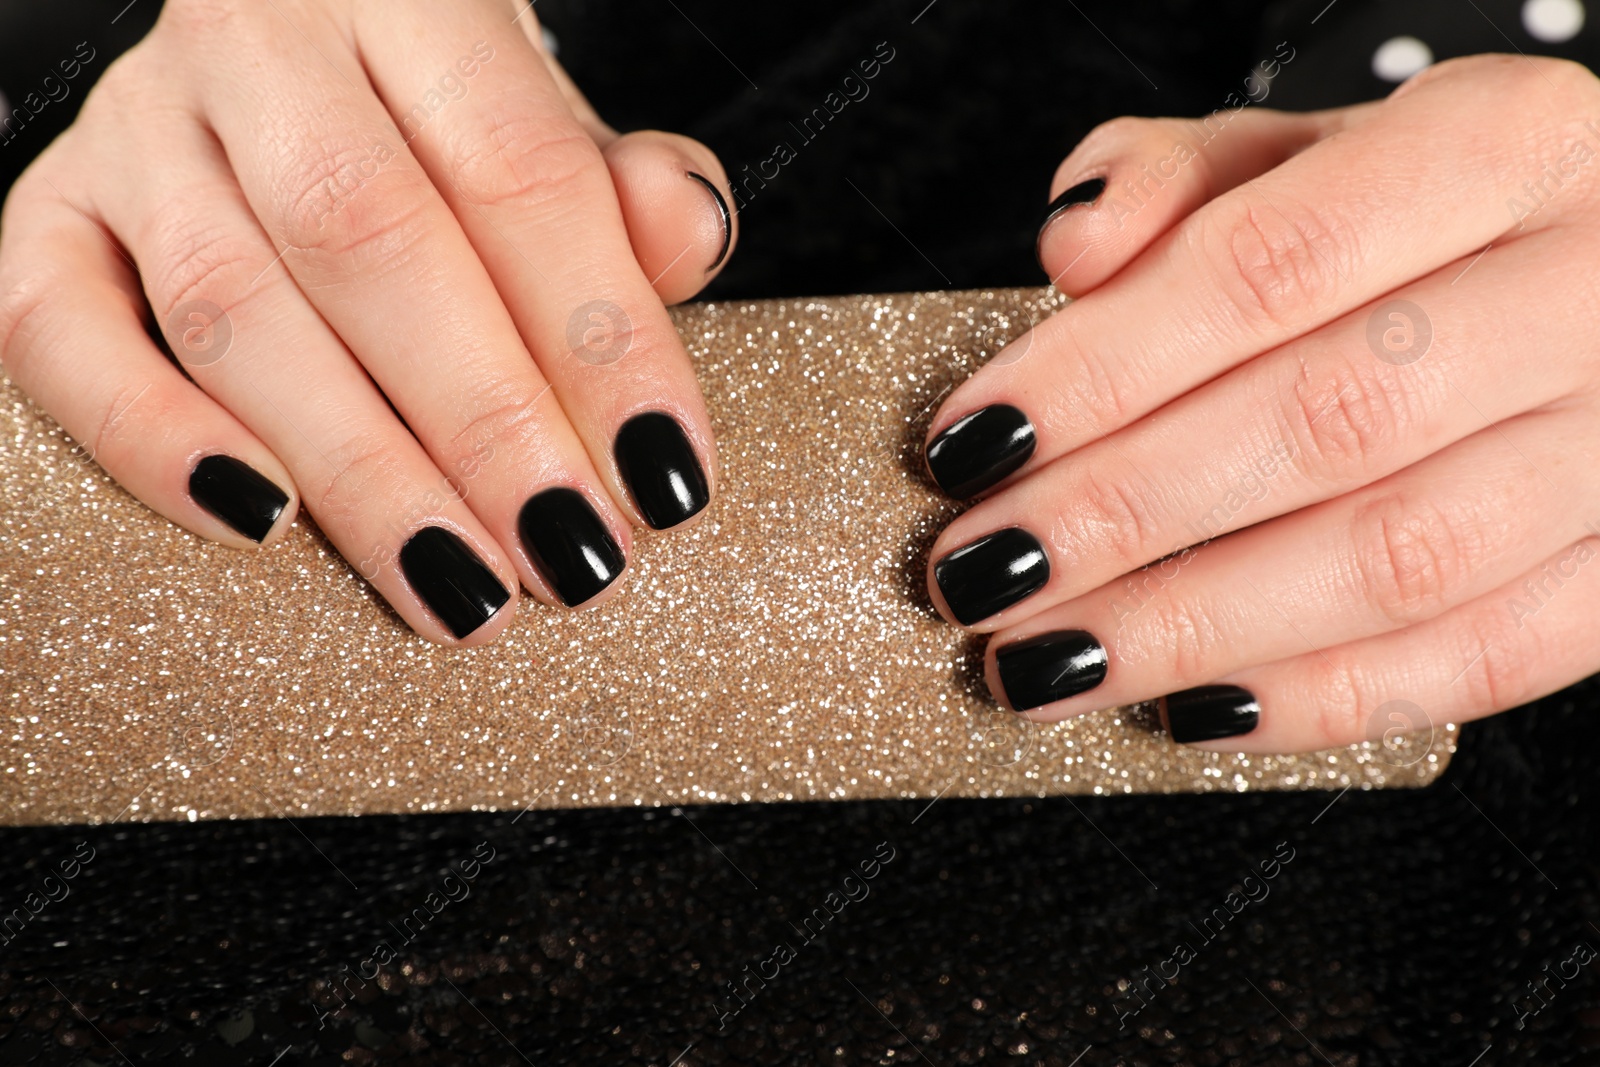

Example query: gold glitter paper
[0,287,1451,824]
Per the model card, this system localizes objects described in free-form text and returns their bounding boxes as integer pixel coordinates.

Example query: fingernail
[1163,685,1261,743]
[687,172,733,272]
[996,630,1108,711]
[399,526,511,639]
[924,404,1036,499]
[188,454,289,543]
[518,487,626,607]
[1036,176,1106,271]
[934,527,1050,625]
[1040,177,1106,232]
[614,411,710,529]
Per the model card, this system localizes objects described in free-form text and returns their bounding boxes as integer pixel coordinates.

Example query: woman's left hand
[922,54,1600,752]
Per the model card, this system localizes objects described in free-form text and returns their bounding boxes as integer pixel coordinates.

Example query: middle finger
[358,0,717,530]
[927,234,1588,630]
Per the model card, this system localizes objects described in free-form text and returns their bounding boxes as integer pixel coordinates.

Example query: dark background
[2,1,1598,1063]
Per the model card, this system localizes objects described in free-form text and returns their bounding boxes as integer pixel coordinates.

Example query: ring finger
[982,408,1596,717]
[358,0,720,529]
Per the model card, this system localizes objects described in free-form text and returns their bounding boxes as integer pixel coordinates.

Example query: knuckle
[77,48,149,115]
[1282,357,1401,482]
[1068,467,1163,571]
[1398,53,1503,91]
[1309,652,1374,746]
[446,382,539,468]
[1144,593,1226,683]
[1349,492,1474,625]
[157,0,252,41]
[1040,320,1134,436]
[1465,607,1536,716]
[1458,609,1532,713]
[139,207,264,323]
[1200,194,1351,333]
[0,269,59,377]
[312,432,406,525]
[1070,345,1134,431]
[153,0,285,67]
[445,112,603,210]
[276,141,429,265]
[87,380,165,464]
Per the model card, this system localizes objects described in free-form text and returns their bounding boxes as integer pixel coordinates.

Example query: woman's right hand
[0,0,737,644]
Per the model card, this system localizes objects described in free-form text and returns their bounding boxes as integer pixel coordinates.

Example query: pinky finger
[1160,537,1600,753]
[0,195,297,548]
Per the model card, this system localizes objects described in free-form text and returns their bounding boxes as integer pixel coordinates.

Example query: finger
[510,7,737,296]
[927,233,1587,630]
[982,408,1591,717]
[1036,106,1360,296]
[359,1,716,530]
[925,55,1598,501]
[511,6,617,144]
[87,106,521,643]
[1161,534,1600,753]
[182,11,634,605]
[0,174,297,550]
[603,130,736,303]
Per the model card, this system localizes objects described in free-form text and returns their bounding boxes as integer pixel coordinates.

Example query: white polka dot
[1523,0,1585,42]
[541,26,560,55]
[1372,36,1434,82]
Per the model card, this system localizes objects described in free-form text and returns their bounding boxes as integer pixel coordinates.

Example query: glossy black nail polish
[687,172,733,271]
[398,526,511,639]
[614,412,710,530]
[996,630,1108,711]
[188,454,289,543]
[934,527,1050,625]
[1040,177,1106,231]
[1037,177,1107,271]
[924,404,1036,500]
[518,487,626,607]
[1163,685,1261,743]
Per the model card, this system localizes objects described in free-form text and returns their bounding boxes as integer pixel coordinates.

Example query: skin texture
[0,0,738,646]
[924,54,1600,753]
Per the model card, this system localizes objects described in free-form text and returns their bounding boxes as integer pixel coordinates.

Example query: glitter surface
[0,288,1452,824]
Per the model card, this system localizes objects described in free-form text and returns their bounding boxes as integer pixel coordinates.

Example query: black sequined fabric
[0,691,1596,1065]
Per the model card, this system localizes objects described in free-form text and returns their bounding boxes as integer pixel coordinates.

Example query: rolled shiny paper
[0,288,1451,824]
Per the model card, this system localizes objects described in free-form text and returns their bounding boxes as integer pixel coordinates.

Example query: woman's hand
[923,54,1600,752]
[0,0,736,644]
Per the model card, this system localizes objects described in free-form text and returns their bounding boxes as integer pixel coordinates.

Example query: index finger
[924,55,1599,500]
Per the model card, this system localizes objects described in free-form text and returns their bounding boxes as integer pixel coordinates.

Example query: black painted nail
[996,630,1108,711]
[614,412,710,529]
[934,527,1050,625]
[1036,177,1106,271]
[925,404,1036,500]
[398,526,511,639]
[518,487,626,607]
[188,454,289,543]
[1041,177,1106,231]
[1163,685,1261,743]
[687,172,733,272]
